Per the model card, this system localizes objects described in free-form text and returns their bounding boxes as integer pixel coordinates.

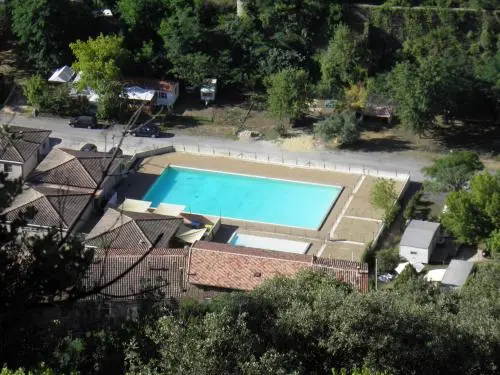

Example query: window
[3,164,12,173]
[410,251,417,255]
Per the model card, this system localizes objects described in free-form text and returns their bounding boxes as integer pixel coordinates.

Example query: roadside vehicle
[80,143,98,152]
[69,115,98,129]
[129,124,160,138]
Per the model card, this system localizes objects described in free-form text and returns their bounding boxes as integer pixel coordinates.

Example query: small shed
[363,93,396,123]
[441,260,473,288]
[400,220,440,264]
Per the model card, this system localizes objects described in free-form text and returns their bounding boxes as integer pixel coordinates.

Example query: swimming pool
[143,166,342,229]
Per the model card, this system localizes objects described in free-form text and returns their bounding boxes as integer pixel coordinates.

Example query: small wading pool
[143,166,342,229]
[229,233,311,254]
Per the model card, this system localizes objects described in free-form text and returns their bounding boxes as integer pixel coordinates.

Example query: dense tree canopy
[423,151,485,192]
[442,172,500,244]
[122,268,499,375]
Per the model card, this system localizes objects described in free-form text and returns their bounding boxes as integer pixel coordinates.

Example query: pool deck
[121,152,406,262]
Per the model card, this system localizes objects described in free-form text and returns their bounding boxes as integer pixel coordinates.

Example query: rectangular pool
[143,166,342,229]
[229,233,311,254]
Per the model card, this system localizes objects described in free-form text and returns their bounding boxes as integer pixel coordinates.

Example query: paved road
[1,112,429,181]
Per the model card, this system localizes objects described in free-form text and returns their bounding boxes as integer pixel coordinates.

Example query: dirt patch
[279,135,315,152]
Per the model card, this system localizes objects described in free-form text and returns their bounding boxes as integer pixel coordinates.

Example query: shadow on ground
[432,122,500,154]
[213,224,238,243]
[117,172,159,202]
[345,137,413,152]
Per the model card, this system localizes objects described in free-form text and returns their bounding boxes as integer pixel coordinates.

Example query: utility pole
[375,257,378,291]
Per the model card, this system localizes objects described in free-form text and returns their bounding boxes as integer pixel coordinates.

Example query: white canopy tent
[48,65,75,83]
[124,86,155,102]
[424,269,447,282]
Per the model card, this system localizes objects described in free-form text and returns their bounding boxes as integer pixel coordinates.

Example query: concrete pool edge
[144,164,344,231]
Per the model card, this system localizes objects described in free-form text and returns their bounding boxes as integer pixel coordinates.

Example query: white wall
[0,162,23,180]
[400,245,430,264]
[22,153,39,179]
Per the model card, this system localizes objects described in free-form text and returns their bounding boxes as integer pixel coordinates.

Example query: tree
[485,229,500,258]
[314,110,360,145]
[158,4,232,87]
[70,34,128,94]
[23,76,49,110]
[320,24,366,93]
[422,151,484,192]
[386,62,432,135]
[392,263,418,288]
[266,68,310,125]
[440,172,500,245]
[371,179,397,212]
[125,269,499,375]
[376,248,399,273]
[10,0,68,71]
[70,34,129,120]
[0,172,93,366]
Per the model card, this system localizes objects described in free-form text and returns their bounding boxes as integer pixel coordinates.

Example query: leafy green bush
[376,247,400,273]
[314,109,359,145]
[23,75,89,116]
[403,189,423,221]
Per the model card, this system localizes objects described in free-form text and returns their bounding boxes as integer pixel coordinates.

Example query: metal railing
[170,142,411,181]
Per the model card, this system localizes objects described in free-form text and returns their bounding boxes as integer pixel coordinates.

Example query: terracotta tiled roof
[0,126,51,163]
[188,241,369,292]
[2,185,92,230]
[81,247,189,300]
[28,148,128,189]
[85,208,183,249]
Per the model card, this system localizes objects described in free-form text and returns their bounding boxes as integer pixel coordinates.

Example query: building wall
[0,162,23,180]
[39,137,51,157]
[400,245,429,264]
[22,153,39,179]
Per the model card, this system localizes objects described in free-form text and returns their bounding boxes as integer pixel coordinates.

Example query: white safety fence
[171,143,411,181]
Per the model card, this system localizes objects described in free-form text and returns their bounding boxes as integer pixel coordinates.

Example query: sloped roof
[85,208,183,249]
[29,148,128,189]
[188,241,368,292]
[0,126,51,163]
[2,185,92,230]
[81,247,189,300]
[400,220,440,250]
[441,260,474,288]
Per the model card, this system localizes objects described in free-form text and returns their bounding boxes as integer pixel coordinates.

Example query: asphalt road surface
[1,112,429,181]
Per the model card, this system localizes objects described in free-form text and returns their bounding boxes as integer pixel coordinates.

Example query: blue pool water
[143,166,342,229]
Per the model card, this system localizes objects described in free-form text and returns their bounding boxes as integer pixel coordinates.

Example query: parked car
[69,115,98,129]
[129,124,160,138]
[80,143,97,152]
[108,147,123,156]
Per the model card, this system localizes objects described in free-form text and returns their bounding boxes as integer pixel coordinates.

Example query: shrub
[403,189,423,221]
[24,75,89,116]
[23,75,49,110]
[314,109,359,145]
[376,247,400,273]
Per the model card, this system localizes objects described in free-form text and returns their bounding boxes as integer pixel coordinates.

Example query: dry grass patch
[333,217,382,243]
[321,242,365,262]
[279,135,315,152]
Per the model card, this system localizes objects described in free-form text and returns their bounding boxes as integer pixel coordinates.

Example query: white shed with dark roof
[399,220,440,264]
